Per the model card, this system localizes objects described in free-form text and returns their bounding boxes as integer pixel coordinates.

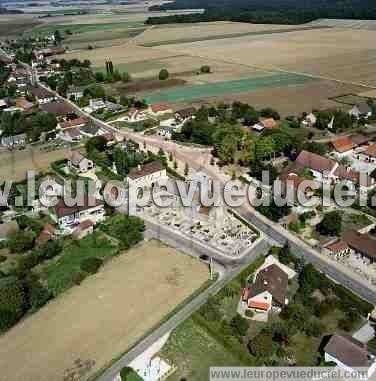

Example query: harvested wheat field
[0,240,208,381]
[0,146,70,182]
[134,21,316,46]
[161,27,376,87]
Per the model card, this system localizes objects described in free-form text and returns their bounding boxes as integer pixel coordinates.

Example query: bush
[158,68,169,80]
[80,257,103,274]
[230,313,249,337]
[200,65,211,73]
[0,277,27,332]
[0,255,6,263]
[120,367,140,380]
[24,276,52,311]
[71,271,87,286]
[249,331,274,358]
[7,229,35,253]
[245,309,254,318]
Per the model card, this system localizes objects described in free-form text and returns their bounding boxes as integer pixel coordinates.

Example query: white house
[126,161,167,189]
[324,334,376,379]
[241,263,290,316]
[302,112,317,127]
[66,86,84,101]
[295,150,338,184]
[349,103,373,119]
[51,196,105,230]
[68,151,95,174]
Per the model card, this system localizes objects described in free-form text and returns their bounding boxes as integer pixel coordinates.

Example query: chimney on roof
[264,280,268,286]
[137,164,142,171]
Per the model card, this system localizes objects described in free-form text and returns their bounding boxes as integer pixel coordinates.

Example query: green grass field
[43,232,117,295]
[143,73,315,104]
[160,318,244,381]
[32,21,145,36]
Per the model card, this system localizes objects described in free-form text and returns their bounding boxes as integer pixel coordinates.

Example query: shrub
[7,230,35,253]
[158,68,169,80]
[0,277,27,331]
[120,367,140,380]
[80,257,103,274]
[24,276,52,311]
[71,271,87,285]
[248,331,274,358]
[200,65,211,73]
[0,255,6,263]
[230,314,249,337]
[338,318,353,331]
[245,309,254,318]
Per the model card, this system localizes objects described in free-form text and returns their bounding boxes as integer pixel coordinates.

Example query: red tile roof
[150,104,171,113]
[342,230,376,260]
[128,161,164,180]
[326,240,349,254]
[248,300,270,311]
[366,144,376,157]
[295,150,337,173]
[60,117,88,129]
[242,288,251,302]
[54,195,104,218]
[331,137,354,153]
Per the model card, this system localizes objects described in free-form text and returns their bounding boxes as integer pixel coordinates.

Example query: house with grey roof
[349,103,373,119]
[324,333,376,379]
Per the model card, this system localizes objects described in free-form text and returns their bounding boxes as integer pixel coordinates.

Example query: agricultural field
[162,28,376,87]
[0,15,41,36]
[0,240,209,381]
[142,73,315,104]
[0,145,71,182]
[134,21,324,46]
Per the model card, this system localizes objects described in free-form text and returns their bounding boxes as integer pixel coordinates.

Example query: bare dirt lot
[0,146,70,182]
[0,240,208,381]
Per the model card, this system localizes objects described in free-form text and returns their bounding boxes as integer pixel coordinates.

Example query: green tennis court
[144,73,315,104]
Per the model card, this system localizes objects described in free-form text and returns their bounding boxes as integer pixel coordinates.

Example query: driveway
[353,322,375,343]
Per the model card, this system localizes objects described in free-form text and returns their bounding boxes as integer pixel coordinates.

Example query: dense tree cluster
[147,0,376,25]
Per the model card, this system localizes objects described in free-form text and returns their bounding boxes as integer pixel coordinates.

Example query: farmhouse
[331,136,354,154]
[66,86,84,101]
[148,104,173,116]
[342,230,376,264]
[63,128,82,142]
[242,264,290,316]
[59,116,88,130]
[175,107,196,122]
[349,103,373,119]
[40,101,73,118]
[302,112,317,127]
[322,238,352,259]
[324,333,376,379]
[29,86,57,104]
[1,133,26,148]
[295,150,337,183]
[362,144,376,163]
[51,195,105,230]
[15,98,34,112]
[252,118,277,132]
[127,161,167,188]
[68,151,94,174]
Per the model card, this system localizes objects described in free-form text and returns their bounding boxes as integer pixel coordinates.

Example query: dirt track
[0,240,208,381]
